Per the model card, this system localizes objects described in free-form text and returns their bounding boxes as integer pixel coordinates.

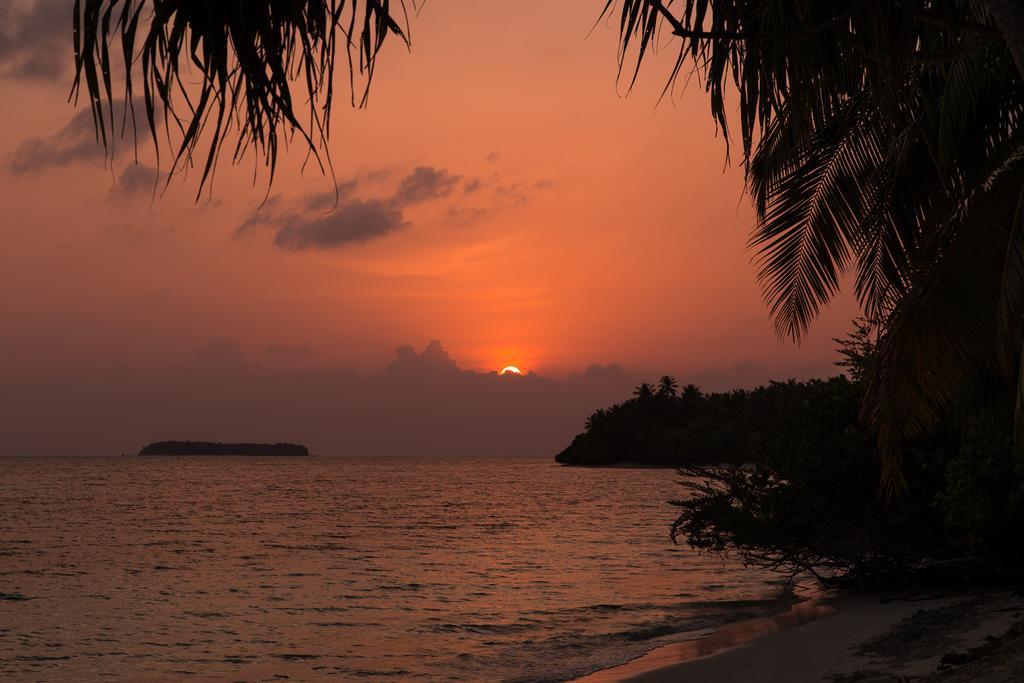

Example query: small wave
[681,596,792,612]
[525,602,651,617]
[265,543,352,551]
[277,605,349,614]
[378,582,427,591]
[621,623,682,641]
[429,622,535,636]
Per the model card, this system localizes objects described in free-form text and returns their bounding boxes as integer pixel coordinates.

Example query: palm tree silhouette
[681,385,703,402]
[633,382,655,402]
[601,0,1024,489]
[657,375,679,399]
[585,408,607,433]
[73,0,1024,487]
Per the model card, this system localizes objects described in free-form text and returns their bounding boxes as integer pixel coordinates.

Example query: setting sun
[499,365,522,376]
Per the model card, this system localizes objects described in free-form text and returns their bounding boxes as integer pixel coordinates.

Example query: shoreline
[573,588,1024,682]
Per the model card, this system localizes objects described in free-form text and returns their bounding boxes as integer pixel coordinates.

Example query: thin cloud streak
[9,99,157,174]
[236,164,531,251]
[392,166,460,205]
[274,199,407,250]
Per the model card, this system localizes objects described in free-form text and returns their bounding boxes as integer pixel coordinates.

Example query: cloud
[10,107,103,174]
[446,206,490,227]
[193,337,249,372]
[685,360,775,391]
[391,166,460,206]
[10,98,156,174]
[0,0,69,81]
[237,163,539,251]
[579,363,627,382]
[385,340,460,377]
[0,337,839,457]
[303,179,360,212]
[0,339,644,457]
[494,183,530,208]
[238,166,460,251]
[361,167,393,184]
[235,195,285,236]
[274,199,407,251]
[109,164,159,200]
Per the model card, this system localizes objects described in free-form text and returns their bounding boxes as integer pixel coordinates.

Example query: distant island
[138,441,310,456]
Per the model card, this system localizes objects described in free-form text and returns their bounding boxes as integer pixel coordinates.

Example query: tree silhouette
[72,1,1024,487]
[603,0,1024,489]
[657,375,679,399]
[633,382,655,402]
[584,408,607,433]
[681,384,702,402]
[73,0,411,196]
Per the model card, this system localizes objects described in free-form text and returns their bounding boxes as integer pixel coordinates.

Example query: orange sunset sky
[0,1,859,455]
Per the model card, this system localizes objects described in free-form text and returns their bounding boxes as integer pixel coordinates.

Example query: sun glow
[499,365,522,376]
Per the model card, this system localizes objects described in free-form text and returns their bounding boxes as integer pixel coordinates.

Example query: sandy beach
[576,589,1024,682]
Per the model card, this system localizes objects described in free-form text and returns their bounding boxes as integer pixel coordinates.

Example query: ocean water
[0,456,784,681]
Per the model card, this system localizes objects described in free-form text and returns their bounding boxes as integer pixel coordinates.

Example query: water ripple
[0,455,780,681]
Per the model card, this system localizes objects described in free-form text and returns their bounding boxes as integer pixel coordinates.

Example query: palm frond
[73,0,411,195]
[849,116,937,321]
[748,95,883,341]
[999,175,1024,362]
[865,165,1024,493]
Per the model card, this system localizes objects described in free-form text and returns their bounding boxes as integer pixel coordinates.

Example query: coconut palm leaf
[997,149,1024,365]
[73,0,411,194]
[864,160,1024,492]
[602,0,1024,488]
[747,93,898,341]
[849,115,943,321]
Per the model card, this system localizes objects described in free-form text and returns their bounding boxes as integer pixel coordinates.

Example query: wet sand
[576,590,1024,682]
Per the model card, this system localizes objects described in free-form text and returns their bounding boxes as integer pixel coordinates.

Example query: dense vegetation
[561,322,1024,586]
[555,376,851,467]
[138,441,309,456]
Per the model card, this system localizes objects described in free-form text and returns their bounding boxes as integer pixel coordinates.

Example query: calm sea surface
[0,456,783,682]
